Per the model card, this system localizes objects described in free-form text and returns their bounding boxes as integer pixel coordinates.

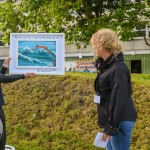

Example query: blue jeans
[106,121,135,150]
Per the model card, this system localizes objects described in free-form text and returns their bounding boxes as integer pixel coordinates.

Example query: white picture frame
[9,33,65,75]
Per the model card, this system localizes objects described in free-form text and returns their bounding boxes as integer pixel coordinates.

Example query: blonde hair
[91,29,123,55]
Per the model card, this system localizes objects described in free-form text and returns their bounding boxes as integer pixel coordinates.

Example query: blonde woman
[91,29,137,150]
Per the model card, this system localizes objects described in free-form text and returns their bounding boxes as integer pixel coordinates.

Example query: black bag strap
[94,77,100,95]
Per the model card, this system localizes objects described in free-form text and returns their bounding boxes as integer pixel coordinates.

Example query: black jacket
[0,66,25,107]
[94,52,137,136]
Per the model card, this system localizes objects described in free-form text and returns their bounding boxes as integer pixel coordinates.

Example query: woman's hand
[101,132,112,141]
[24,73,35,78]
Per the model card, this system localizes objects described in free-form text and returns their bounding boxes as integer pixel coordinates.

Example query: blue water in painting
[18,41,56,67]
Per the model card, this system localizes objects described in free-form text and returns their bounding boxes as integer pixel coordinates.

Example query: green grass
[2,73,150,150]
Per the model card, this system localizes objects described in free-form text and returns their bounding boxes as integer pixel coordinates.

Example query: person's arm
[0,66,8,75]
[0,56,11,74]
[103,66,129,136]
[0,73,35,83]
[0,74,25,83]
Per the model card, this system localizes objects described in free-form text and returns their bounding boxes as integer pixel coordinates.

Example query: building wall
[0,39,150,56]
[65,38,150,58]
[0,39,150,73]
[0,46,9,59]
[0,46,10,68]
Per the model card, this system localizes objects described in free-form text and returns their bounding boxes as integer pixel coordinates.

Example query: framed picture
[9,33,65,75]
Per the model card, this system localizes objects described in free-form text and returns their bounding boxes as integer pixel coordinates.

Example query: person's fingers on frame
[8,57,12,61]
[30,74,35,77]
[4,56,12,63]
[29,73,35,77]
[24,73,35,78]
[6,56,10,60]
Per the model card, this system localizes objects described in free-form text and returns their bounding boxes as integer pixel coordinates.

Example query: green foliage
[0,0,150,46]
[2,73,150,150]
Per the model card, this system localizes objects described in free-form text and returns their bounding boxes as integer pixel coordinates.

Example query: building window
[131,60,142,73]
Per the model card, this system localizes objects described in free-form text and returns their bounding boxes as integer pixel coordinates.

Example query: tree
[0,0,150,47]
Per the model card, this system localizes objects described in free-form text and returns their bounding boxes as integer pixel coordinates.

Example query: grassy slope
[2,73,150,150]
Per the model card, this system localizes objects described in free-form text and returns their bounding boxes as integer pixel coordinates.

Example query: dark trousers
[0,107,6,150]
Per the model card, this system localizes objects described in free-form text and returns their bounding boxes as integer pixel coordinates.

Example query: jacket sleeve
[0,73,25,83]
[0,66,8,75]
[103,66,129,136]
